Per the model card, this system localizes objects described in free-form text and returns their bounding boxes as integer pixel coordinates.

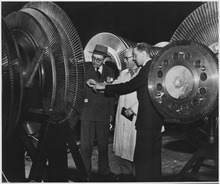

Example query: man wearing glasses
[112,48,140,181]
[80,44,116,181]
[87,43,163,182]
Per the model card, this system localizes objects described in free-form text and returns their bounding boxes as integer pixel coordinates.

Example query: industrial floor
[24,126,218,183]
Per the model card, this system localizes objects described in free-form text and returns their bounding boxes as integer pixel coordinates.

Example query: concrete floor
[24,127,218,183]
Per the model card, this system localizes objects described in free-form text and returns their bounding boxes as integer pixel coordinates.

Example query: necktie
[130,67,139,77]
[96,67,101,78]
[130,70,134,77]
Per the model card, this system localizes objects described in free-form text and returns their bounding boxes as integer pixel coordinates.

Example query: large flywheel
[148,40,218,123]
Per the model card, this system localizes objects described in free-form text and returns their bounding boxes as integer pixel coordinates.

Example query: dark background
[2,1,203,47]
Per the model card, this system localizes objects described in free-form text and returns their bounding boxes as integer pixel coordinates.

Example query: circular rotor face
[84,32,135,70]
[165,65,194,99]
[2,18,23,140]
[170,2,218,54]
[148,40,218,123]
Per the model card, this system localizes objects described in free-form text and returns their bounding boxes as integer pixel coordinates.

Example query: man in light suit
[112,48,140,181]
[80,44,116,181]
[87,43,163,182]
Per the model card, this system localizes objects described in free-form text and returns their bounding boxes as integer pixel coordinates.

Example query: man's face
[133,47,144,66]
[92,54,105,68]
[123,51,135,69]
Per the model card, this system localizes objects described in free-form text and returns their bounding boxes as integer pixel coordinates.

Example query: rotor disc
[20,7,68,112]
[2,18,23,139]
[5,11,55,110]
[148,40,218,123]
[23,2,85,128]
[170,2,218,54]
[84,32,135,70]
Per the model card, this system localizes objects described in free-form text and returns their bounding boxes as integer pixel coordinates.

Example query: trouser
[2,131,25,182]
[134,128,162,182]
[119,158,133,175]
[47,123,68,182]
[80,120,110,176]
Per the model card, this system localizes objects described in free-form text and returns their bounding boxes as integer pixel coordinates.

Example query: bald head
[123,47,137,70]
[125,48,133,56]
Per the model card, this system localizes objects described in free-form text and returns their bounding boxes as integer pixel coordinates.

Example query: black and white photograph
[1,1,218,183]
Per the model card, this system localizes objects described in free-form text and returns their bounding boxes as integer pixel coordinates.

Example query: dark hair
[135,42,151,55]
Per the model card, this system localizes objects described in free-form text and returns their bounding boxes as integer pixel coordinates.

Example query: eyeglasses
[92,56,104,62]
[123,56,133,60]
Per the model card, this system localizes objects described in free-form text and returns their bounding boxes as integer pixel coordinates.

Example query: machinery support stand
[175,142,218,181]
[176,111,218,181]
[24,112,88,182]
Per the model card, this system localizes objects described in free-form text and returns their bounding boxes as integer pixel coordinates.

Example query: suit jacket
[105,60,163,130]
[80,62,116,122]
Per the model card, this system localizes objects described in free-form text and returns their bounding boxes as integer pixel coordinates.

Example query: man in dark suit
[87,42,163,182]
[80,44,116,181]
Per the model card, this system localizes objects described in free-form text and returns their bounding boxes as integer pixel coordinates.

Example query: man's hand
[87,79,106,91]
[87,79,98,92]
[87,79,97,87]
